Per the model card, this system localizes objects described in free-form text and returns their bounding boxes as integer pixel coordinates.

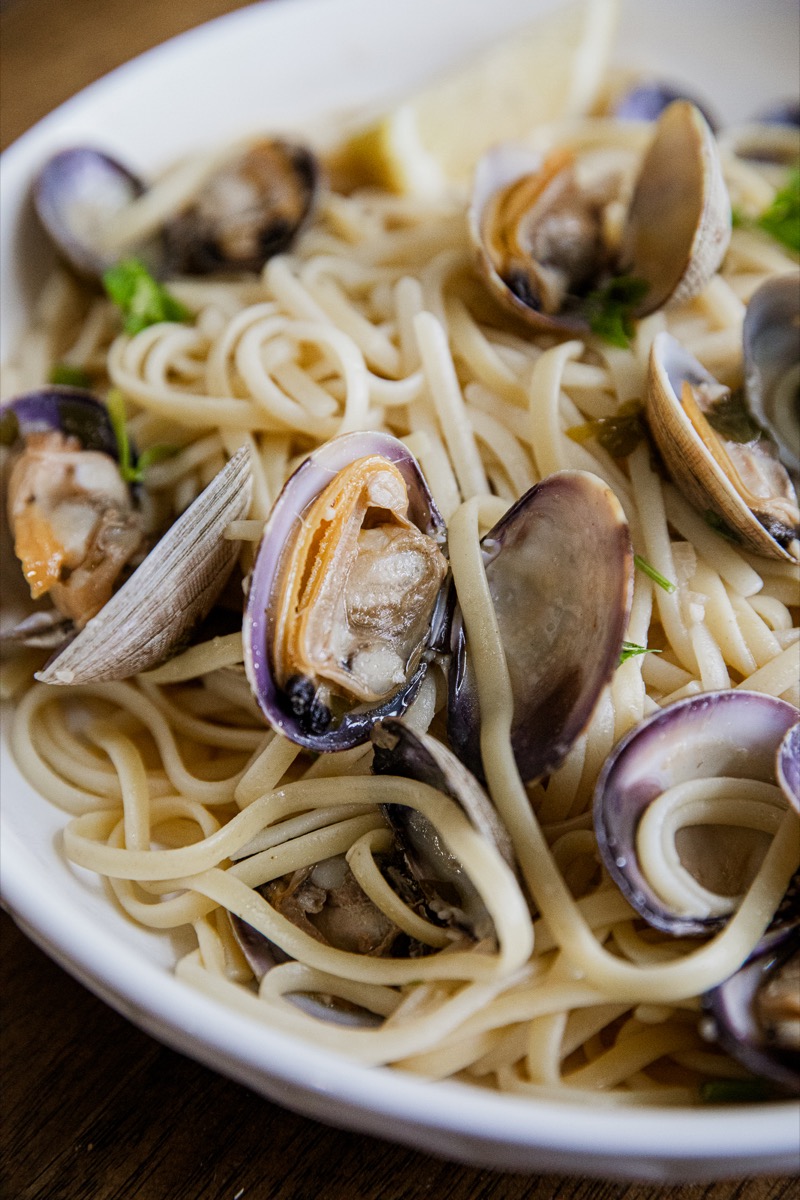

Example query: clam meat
[243,433,449,751]
[647,330,800,562]
[469,100,731,333]
[1,389,143,634]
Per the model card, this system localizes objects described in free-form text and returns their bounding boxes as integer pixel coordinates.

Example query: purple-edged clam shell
[594,691,799,937]
[754,100,800,128]
[243,432,448,752]
[613,82,719,131]
[702,922,800,1096]
[778,724,800,814]
[447,470,632,784]
[0,388,119,458]
[372,719,511,940]
[742,272,800,484]
[34,148,161,281]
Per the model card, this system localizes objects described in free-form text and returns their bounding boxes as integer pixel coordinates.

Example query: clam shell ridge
[593,690,800,937]
[243,432,448,752]
[36,445,252,684]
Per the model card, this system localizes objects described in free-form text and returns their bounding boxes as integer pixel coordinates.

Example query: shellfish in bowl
[1,387,253,683]
[469,100,731,334]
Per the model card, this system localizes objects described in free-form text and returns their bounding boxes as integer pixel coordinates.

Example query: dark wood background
[1,2,797,1197]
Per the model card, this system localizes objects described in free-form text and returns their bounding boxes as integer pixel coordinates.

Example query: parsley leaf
[634,554,677,594]
[566,400,647,459]
[757,166,800,253]
[700,1080,774,1105]
[49,363,94,389]
[584,276,650,348]
[619,641,661,665]
[106,388,137,482]
[105,388,178,484]
[103,258,191,336]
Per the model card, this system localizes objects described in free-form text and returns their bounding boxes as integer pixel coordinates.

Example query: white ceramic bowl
[2,0,799,1181]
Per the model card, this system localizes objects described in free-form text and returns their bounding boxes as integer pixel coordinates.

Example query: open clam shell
[34,148,163,281]
[164,138,319,275]
[33,139,319,283]
[646,331,800,562]
[742,271,800,484]
[593,690,799,937]
[447,470,632,784]
[243,433,449,752]
[36,445,252,684]
[372,719,514,941]
[702,921,800,1096]
[778,724,800,815]
[622,100,731,314]
[0,387,120,457]
[469,101,731,334]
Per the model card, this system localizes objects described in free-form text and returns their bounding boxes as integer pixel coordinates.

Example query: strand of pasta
[446,494,800,1003]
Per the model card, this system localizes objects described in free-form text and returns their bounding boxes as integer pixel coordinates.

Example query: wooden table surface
[1,2,798,1197]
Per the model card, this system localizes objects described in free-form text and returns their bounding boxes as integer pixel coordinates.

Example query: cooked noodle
[2,111,798,1105]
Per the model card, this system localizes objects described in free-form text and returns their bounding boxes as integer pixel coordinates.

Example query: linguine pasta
[1,111,798,1106]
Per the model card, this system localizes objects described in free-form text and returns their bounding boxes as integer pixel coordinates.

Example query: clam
[446,470,632,784]
[469,100,731,333]
[33,139,319,283]
[1,388,253,683]
[243,432,449,752]
[1,388,143,641]
[646,331,800,562]
[702,921,800,1096]
[164,139,318,275]
[372,719,514,942]
[35,444,252,684]
[742,272,800,484]
[34,148,162,281]
[593,690,799,937]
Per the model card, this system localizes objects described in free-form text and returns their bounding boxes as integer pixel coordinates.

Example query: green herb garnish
[757,166,800,253]
[700,1080,774,1105]
[584,276,650,348]
[566,400,647,459]
[619,641,661,665]
[732,167,800,253]
[48,363,94,389]
[0,408,20,447]
[704,389,764,444]
[634,554,677,593]
[105,387,178,484]
[103,258,191,336]
[135,444,180,475]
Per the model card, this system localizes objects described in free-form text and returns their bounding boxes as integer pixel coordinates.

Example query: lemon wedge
[330,0,621,196]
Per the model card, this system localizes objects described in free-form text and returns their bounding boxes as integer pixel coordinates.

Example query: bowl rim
[1,0,799,1179]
